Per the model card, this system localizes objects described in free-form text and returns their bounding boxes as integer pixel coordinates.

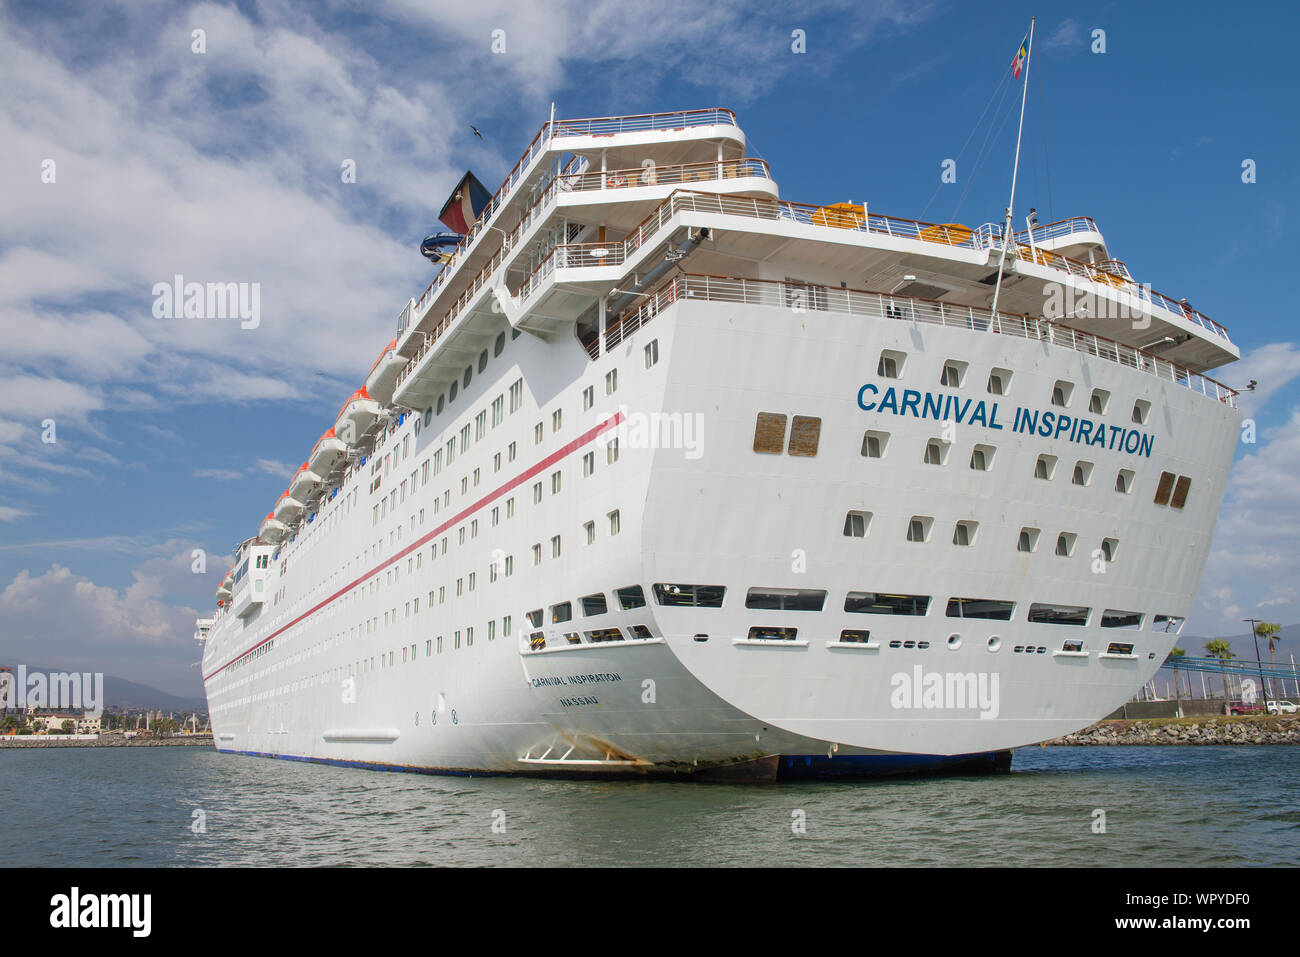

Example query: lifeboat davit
[308,428,348,476]
[272,490,306,524]
[364,339,406,407]
[259,512,288,543]
[288,462,323,502]
[333,387,382,445]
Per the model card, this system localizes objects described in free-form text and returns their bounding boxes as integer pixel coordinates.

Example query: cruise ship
[197,107,1240,780]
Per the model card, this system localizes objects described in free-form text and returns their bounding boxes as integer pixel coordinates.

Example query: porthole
[478,349,488,373]
[463,366,472,388]
[423,408,432,427]
[436,394,445,414]
[494,332,506,357]
[448,381,457,402]
[987,636,1001,652]
[947,634,962,650]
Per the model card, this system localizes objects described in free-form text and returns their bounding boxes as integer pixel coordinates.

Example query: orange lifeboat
[272,489,306,524]
[333,387,382,446]
[811,202,865,229]
[919,222,973,245]
[308,428,347,476]
[364,339,405,406]
[288,461,323,502]
[259,512,288,543]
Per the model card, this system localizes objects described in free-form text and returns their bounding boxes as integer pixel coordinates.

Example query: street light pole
[1243,618,1271,711]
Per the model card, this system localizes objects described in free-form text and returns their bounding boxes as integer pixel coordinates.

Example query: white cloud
[194,468,244,481]
[1220,341,1300,419]
[0,562,201,691]
[1196,406,1300,633]
[1041,19,1082,51]
[0,506,33,522]
[256,458,296,479]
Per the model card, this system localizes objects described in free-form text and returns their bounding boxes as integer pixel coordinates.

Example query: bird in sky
[471,125,483,140]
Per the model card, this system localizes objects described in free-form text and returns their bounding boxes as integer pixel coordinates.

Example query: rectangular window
[653,583,726,607]
[1105,642,1135,656]
[747,626,798,641]
[862,431,888,458]
[843,511,870,537]
[583,385,594,410]
[581,593,608,616]
[586,628,624,643]
[1154,471,1176,505]
[839,629,873,644]
[787,415,821,457]
[535,422,544,444]
[1153,614,1185,634]
[508,441,517,463]
[607,438,619,464]
[946,597,1014,620]
[585,520,595,544]
[645,339,659,367]
[551,470,562,494]
[509,379,523,413]
[845,592,930,616]
[552,409,562,432]
[1027,603,1090,626]
[753,412,788,454]
[1171,475,1191,509]
[1101,610,1144,629]
[533,482,542,504]
[605,369,618,395]
[616,585,646,609]
[744,587,826,611]
[608,509,620,535]
[583,452,594,477]
[492,395,504,427]
[550,601,572,623]
[551,535,561,558]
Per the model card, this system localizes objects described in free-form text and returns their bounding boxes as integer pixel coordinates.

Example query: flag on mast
[1011,35,1028,78]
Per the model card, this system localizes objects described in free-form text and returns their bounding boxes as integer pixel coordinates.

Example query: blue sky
[1,0,1297,695]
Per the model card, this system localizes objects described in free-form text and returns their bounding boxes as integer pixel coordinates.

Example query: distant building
[29,711,101,734]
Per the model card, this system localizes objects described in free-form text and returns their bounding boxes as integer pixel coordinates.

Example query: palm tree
[1253,622,1283,700]
[1166,646,1187,714]
[1205,638,1236,705]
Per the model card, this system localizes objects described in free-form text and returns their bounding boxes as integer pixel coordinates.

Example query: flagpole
[989,16,1035,322]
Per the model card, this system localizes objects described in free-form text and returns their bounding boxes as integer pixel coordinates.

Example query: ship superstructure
[199,108,1239,779]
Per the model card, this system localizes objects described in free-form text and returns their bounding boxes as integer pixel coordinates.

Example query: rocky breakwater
[1045,715,1300,746]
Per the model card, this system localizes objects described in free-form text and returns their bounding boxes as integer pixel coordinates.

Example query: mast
[989,16,1035,321]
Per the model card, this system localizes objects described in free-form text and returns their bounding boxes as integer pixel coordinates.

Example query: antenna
[990,16,1036,322]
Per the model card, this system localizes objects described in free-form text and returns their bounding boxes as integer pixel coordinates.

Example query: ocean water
[2,745,1297,867]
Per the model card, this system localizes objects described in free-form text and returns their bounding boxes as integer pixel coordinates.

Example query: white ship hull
[200,108,1239,780]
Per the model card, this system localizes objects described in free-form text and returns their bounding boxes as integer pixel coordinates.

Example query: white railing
[644,192,1231,342]
[1014,216,1101,246]
[603,274,1238,408]
[404,109,740,331]
[550,108,737,137]
[557,157,769,192]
